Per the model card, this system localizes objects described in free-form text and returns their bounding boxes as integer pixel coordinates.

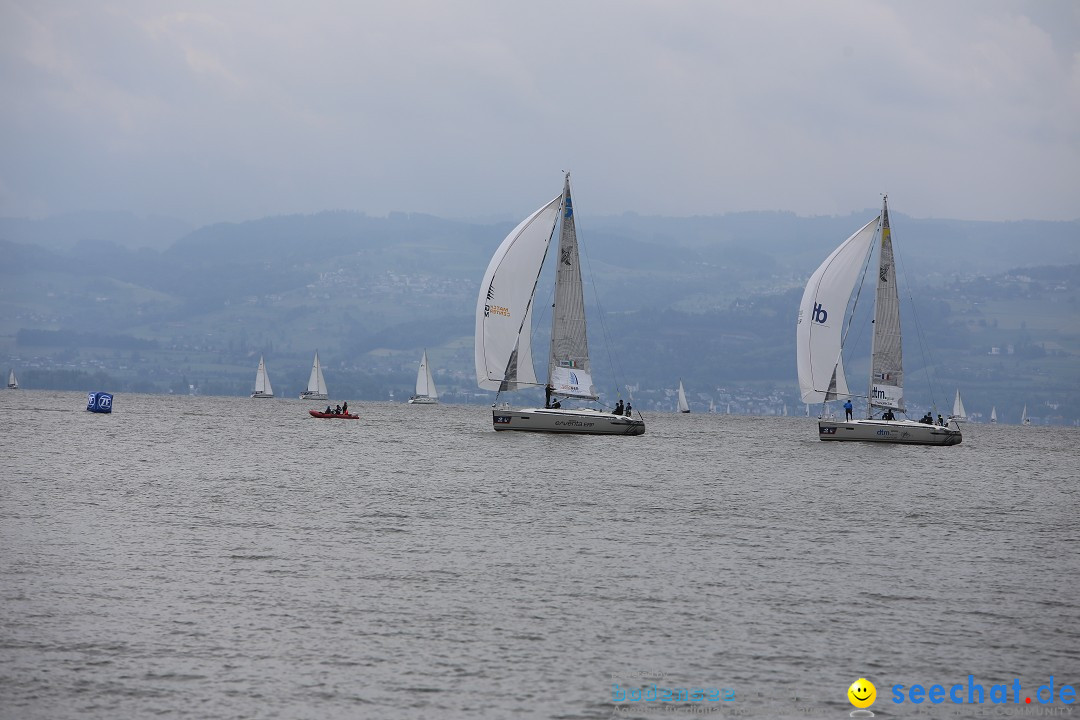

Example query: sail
[796,216,879,403]
[416,350,438,399]
[990,406,997,423]
[7,369,17,389]
[548,174,597,400]
[307,351,327,395]
[1022,405,1029,424]
[677,381,689,413]
[868,198,904,412]
[475,195,562,391]
[254,356,273,395]
[952,390,966,418]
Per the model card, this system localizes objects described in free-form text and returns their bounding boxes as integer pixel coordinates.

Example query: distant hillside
[0,211,193,252]
[2,209,1078,424]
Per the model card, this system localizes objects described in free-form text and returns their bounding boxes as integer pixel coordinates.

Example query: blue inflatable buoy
[86,392,114,413]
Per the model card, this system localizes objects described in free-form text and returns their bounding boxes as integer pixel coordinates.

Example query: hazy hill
[2,209,1078,424]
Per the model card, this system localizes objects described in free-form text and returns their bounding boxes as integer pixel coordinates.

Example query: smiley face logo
[848,678,876,709]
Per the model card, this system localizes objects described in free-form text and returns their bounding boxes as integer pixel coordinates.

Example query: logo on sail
[569,371,579,385]
[812,303,828,324]
[564,196,573,218]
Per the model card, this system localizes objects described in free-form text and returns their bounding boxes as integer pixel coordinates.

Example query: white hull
[251,391,274,399]
[818,418,962,446]
[299,391,328,401]
[493,407,645,435]
[408,396,438,405]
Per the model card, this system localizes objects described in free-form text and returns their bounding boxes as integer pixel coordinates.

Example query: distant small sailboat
[299,350,328,401]
[949,389,967,422]
[409,349,439,405]
[1022,404,1031,425]
[676,380,690,413]
[251,356,274,398]
[990,406,997,423]
[7,368,17,389]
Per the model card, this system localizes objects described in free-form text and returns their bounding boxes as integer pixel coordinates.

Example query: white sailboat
[676,380,690,413]
[475,172,644,435]
[409,349,439,404]
[6,368,17,389]
[949,389,967,422]
[251,355,274,398]
[299,350,328,401]
[990,406,997,423]
[1022,404,1031,425]
[796,196,961,446]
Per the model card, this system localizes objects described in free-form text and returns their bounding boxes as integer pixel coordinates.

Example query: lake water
[2,391,1077,719]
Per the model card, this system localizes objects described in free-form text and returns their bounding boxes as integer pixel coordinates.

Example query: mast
[867,196,905,417]
[547,172,597,400]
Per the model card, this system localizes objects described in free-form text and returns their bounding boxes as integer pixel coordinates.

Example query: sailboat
[676,380,690,413]
[6,368,17,390]
[474,172,644,435]
[251,356,274,398]
[1022,404,1031,425]
[299,350,329,400]
[990,406,997,423]
[409,349,439,404]
[949,389,967,422]
[796,196,961,445]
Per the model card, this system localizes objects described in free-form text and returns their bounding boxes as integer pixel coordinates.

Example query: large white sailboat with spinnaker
[475,172,644,435]
[796,196,961,446]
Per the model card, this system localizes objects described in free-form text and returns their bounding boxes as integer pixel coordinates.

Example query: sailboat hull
[492,407,645,435]
[299,391,328,401]
[408,396,438,405]
[250,392,274,399]
[818,418,962,446]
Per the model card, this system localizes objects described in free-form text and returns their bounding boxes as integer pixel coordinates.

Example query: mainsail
[548,175,597,400]
[796,216,879,404]
[474,196,561,391]
[677,380,690,413]
[869,199,905,412]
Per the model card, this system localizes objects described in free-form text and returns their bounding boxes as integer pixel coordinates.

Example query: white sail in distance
[416,350,438,400]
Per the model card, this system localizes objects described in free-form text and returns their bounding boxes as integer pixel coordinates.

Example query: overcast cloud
[1,0,1078,225]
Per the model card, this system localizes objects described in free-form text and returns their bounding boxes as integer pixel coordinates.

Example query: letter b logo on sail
[812,303,828,324]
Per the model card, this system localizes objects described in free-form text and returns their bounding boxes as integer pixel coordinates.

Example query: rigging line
[892,224,942,416]
[575,209,626,407]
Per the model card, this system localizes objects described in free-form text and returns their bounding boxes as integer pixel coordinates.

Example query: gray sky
[2,0,1078,225]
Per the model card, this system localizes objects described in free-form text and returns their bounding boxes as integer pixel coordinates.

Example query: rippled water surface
[2,391,1078,719]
